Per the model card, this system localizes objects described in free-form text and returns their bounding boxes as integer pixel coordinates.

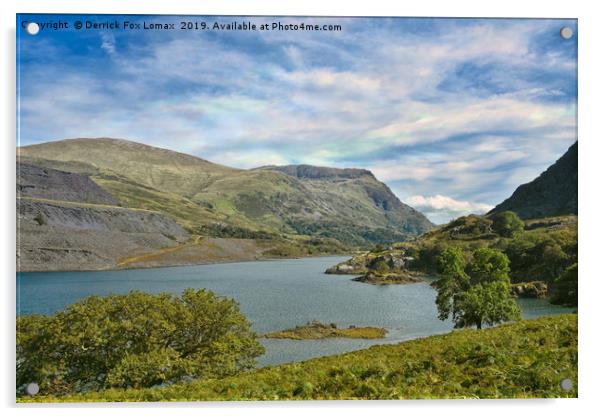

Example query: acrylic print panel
[16,14,577,402]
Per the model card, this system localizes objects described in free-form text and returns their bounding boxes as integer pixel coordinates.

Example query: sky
[17,15,577,224]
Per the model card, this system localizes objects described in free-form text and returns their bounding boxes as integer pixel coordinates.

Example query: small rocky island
[326,249,424,285]
[352,271,424,285]
[262,320,387,340]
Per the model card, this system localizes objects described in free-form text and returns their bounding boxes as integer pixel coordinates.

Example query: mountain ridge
[17,138,433,270]
[488,142,577,219]
[257,164,375,180]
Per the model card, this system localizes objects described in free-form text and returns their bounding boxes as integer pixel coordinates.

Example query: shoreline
[16,252,354,274]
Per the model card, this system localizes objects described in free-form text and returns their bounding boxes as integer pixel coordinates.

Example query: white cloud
[406,195,494,224]
[100,32,115,55]
[18,17,576,218]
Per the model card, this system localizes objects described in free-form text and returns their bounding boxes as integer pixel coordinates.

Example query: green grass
[263,321,387,340]
[21,314,577,402]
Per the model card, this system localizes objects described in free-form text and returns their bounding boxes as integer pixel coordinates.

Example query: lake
[16,256,571,367]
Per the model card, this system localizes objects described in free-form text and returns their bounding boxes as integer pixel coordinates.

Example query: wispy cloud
[17,16,577,223]
[100,32,116,55]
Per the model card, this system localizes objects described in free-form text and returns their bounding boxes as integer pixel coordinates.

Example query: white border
[2,1,600,415]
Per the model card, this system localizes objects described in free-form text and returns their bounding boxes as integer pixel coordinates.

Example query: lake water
[16,256,571,367]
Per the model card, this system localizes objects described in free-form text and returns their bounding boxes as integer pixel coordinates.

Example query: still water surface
[17,256,571,366]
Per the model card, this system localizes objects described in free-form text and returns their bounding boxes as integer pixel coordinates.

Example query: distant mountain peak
[488,142,577,219]
[258,164,374,180]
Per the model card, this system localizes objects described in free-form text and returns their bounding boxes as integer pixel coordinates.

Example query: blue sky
[17,15,577,224]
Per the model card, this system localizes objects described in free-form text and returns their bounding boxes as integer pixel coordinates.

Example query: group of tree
[433,229,578,327]
[17,289,264,395]
[405,210,576,309]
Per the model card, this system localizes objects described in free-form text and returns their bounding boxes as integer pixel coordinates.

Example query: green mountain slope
[259,165,432,236]
[489,142,577,219]
[19,138,237,196]
[19,138,433,247]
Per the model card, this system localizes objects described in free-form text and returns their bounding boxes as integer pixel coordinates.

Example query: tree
[468,246,512,284]
[502,227,575,282]
[435,247,521,329]
[434,246,470,322]
[17,289,265,395]
[491,211,524,237]
[551,263,578,307]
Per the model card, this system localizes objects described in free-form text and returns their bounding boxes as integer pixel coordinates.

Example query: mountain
[257,164,433,240]
[17,138,432,270]
[18,138,237,196]
[488,142,577,219]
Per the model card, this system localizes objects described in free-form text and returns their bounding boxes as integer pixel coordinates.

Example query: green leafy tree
[551,263,578,307]
[17,289,264,395]
[435,247,521,329]
[491,211,524,237]
[502,228,575,282]
[469,247,512,283]
[434,247,470,322]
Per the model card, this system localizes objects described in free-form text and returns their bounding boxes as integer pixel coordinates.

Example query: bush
[17,289,264,395]
[33,213,47,226]
[551,263,578,307]
[491,211,524,237]
[369,257,390,274]
[502,227,576,282]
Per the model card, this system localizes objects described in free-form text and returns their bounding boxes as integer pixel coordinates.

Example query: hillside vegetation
[22,314,577,401]
[19,138,432,246]
[329,214,576,291]
[17,290,264,395]
[17,138,433,270]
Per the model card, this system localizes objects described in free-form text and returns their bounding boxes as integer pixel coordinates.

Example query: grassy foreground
[21,314,577,402]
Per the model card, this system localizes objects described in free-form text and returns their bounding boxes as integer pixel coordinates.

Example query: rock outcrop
[510,281,548,299]
[17,162,118,205]
[17,198,189,272]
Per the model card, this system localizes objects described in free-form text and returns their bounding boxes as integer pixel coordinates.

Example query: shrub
[551,263,578,307]
[502,227,576,282]
[33,213,47,226]
[491,211,524,237]
[17,289,264,395]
